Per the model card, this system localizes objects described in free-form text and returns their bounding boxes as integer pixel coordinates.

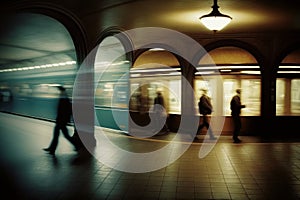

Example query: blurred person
[153,91,169,134]
[43,86,79,155]
[136,92,144,113]
[196,88,216,140]
[230,89,246,143]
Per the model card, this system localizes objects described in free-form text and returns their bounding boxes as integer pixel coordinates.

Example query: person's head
[236,89,241,94]
[57,86,67,97]
[201,88,208,95]
[156,91,162,96]
[57,86,66,92]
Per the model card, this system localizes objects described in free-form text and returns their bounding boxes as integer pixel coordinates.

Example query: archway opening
[0,13,77,121]
[130,48,181,133]
[94,35,131,132]
[196,46,261,117]
[276,49,300,116]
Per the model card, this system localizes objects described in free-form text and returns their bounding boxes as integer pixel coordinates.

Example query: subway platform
[0,112,300,200]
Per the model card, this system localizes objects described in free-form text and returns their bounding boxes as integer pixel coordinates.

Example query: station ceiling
[0,0,299,71]
[97,0,300,34]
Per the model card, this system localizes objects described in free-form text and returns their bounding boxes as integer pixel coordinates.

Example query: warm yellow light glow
[279,66,300,69]
[241,71,261,74]
[131,67,180,73]
[199,0,232,32]
[197,65,260,70]
[195,71,215,75]
[200,16,231,31]
[278,71,300,74]
[220,69,232,72]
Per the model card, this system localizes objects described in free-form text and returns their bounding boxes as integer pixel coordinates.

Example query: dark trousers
[197,115,214,138]
[48,123,76,152]
[232,114,241,141]
[154,110,168,133]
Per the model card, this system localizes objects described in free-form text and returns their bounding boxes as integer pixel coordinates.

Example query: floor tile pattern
[0,113,300,199]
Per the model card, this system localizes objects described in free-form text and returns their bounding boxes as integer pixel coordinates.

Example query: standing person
[43,86,79,155]
[230,89,246,143]
[153,91,169,134]
[196,88,216,140]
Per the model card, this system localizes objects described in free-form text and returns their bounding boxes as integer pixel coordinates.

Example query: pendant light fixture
[199,0,232,32]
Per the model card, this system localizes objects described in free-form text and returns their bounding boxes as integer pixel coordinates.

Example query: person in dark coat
[196,88,216,140]
[43,86,78,155]
[230,89,246,143]
[153,91,169,134]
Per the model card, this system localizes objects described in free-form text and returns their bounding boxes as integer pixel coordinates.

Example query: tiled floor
[0,112,300,199]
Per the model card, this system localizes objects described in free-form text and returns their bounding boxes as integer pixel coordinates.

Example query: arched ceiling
[133,50,179,68]
[282,50,300,64]
[0,13,76,71]
[94,0,300,35]
[0,0,300,72]
[200,47,257,65]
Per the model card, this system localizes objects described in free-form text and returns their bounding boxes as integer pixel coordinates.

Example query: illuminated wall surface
[131,50,181,114]
[94,36,130,131]
[276,49,300,116]
[195,78,261,116]
[195,46,261,116]
[276,79,300,116]
[1,15,300,133]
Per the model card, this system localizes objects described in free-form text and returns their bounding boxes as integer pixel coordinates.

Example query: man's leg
[44,124,60,154]
[204,115,216,139]
[232,115,241,142]
[61,125,78,150]
[197,116,205,134]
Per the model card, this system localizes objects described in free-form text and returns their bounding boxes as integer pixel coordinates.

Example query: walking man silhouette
[153,91,169,135]
[230,89,246,143]
[196,88,216,140]
[43,86,78,155]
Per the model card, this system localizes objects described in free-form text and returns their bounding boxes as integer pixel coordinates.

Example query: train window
[276,79,286,115]
[194,79,216,115]
[0,13,77,121]
[94,34,132,132]
[277,49,300,116]
[240,79,261,115]
[0,89,12,102]
[129,75,181,114]
[94,36,130,109]
[223,78,261,116]
[223,79,238,116]
[291,79,300,114]
[194,77,261,116]
[276,78,300,116]
[168,80,181,114]
[197,47,261,116]
[131,49,181,114]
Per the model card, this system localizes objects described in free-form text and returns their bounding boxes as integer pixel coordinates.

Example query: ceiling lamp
[200,0,232,32]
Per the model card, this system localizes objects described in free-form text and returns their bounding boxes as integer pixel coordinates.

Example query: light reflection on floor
[0,112,299,199]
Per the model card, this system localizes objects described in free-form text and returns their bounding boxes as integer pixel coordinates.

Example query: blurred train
[1,52,300,136]
[0,59,260,134]
[0,61,77,121]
